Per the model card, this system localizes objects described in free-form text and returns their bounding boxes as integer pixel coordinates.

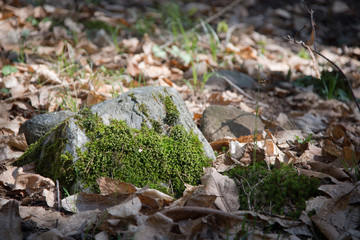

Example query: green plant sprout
[252,64,263,169]
[257,39,267,55]
[217,20,228,33]
[294,70,351,101]
[295,134,313,144]
[1,65,18,76]
[297,47,311,59]
[18,29,30,63]
[201,21,220,61]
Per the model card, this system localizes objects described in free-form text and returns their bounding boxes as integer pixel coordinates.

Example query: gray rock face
[201,105,265,142]
[19,111,75,145]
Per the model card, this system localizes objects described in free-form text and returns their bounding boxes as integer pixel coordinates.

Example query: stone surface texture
[19,111,75,145]
[201,105,265,142]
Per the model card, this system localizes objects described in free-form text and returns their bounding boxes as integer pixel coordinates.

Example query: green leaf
[217,20,228,33]
[170,45,192,65]
[1,65,18,76]
[152,44,167,59]
[1,88,10,94]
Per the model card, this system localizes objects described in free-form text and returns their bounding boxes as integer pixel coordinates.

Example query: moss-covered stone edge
[14,118,76,190]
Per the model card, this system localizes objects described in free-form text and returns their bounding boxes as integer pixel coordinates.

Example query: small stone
[201,105,265,142]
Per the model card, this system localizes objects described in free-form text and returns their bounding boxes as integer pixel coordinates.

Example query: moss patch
[75,108,210,196]
[225,162,321,219]
[16,106,211,197]
[158,94,180,126]
[14,121,76,190]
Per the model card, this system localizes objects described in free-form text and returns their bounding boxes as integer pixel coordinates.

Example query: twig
[304,3,317,51]
[56,179,61,211]
[284,35,360,112]
[284,1,360,112]
[160,0,243,49]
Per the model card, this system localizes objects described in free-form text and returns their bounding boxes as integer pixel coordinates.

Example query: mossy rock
[15,86,214,196]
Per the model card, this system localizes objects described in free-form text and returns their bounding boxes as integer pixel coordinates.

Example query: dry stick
[56,179,61,211]
[160,0,243,49]
[304,3,317,51]
[285,35,360,112]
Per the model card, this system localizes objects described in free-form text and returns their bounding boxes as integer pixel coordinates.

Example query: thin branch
[304,2,317,51]
[284,35,360,111]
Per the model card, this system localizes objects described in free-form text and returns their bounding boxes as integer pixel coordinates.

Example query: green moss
[149,119,162,134]
[128,92,137,102]
[15,137,45,167]
[75,109,210,196]
[157,93,180,126]
[15,93,206,197]
[14,121,77,191]
[225,162,321,219]
[138,103,149,117]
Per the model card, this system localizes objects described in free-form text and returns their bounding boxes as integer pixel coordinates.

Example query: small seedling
[295,134,313,144]
[294,70,351,101]
[297,47,311,59]
[1,65,18,76]
[217,20,228,33]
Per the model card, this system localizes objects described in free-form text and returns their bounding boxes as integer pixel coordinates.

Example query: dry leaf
[61,193,127,213]
[201,167,239,212]
[31,65,62,85]
[0,199,22,240]
[97,177,137,195]
[107,196,141,218]
[14,173,56,207]
[134,212,173,240]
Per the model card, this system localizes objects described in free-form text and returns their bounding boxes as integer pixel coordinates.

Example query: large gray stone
[19,86,215,165]
[90,86,215,160]
[19,111,75,145]
[17,86,215,193]
[201,105,265,142]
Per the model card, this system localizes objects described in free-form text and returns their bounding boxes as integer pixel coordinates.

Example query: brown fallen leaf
[0,199,22,240]
[201,167,239,212]
[97,177,137,195]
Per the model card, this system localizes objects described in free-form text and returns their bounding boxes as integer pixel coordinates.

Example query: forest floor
[0,0,360,239]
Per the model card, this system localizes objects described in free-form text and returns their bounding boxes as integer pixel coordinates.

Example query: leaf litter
[0,0,360,239]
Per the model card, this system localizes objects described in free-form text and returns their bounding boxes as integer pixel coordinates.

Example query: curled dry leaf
[14,173,56,207]
[201,167,239,212]
[308,161,350,181]
[171,184,217,208]
[97,177,173,210]
[107,196,142,218]
[31,65,62,85]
